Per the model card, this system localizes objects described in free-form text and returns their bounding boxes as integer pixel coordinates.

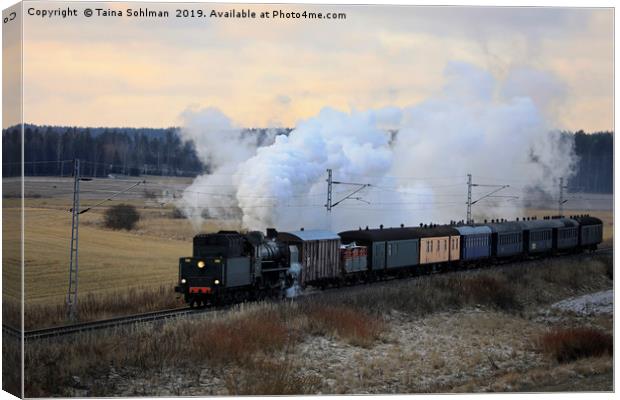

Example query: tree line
[2,125,613,194]
[2,125,205,177]
[567,130,613,194]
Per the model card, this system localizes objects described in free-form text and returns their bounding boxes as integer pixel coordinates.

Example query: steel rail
[2,307,195,341]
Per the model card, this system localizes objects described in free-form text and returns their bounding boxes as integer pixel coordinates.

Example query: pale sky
[11,2,615,131]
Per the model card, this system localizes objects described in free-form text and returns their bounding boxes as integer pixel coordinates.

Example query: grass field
[2,177,234,309]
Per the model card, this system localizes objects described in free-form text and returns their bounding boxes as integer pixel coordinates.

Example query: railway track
[3,246,612,341]
[4,307,198,341]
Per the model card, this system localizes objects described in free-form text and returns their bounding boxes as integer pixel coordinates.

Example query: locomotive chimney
[300,227,304,231]
[400,223,404,228]
[380,224,384,229]
[266,228,278,239]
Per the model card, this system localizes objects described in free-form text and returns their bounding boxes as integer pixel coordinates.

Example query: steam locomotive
[175,215,603,307]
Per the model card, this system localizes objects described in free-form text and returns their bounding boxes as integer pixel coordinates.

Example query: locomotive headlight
[197,260,206,269]
[181,278,187,284]
[214,279,220,285]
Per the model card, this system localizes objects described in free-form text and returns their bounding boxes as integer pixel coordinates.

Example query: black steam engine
[175,229,292,307]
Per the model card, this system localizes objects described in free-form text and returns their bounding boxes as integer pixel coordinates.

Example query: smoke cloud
[177,62,577,232]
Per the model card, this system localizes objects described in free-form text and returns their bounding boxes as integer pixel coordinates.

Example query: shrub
[143,189,158,200]
[170,206,186,219]
[538,327,612,363]
[189,309,293,364]
[459,275,522,312]
[103,204,140,230]
[303,304,384,347]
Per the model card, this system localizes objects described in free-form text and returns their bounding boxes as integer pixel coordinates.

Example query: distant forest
[1,125,613,193]
[568,131,613,193]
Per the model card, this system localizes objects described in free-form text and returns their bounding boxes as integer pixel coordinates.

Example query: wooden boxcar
[277,230,341,286]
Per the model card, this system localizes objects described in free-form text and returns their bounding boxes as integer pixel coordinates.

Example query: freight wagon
[277,229,341,286]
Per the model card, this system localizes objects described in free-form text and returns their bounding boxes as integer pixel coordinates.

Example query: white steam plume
[175,107,281,228]
[178,62,577,232]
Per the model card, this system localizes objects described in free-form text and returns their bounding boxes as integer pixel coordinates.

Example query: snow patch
[551,290,613,315]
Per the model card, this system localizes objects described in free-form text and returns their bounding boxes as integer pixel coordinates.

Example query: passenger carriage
[454,225,492,263]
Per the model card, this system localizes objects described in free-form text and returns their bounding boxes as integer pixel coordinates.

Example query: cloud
[275,94,292,106]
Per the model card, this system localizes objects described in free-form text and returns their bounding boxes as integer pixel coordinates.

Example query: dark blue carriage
[573,215,604,250]
[454,225,491,261]
[518,219,555,254]
[485,221,523,258]
[552,218,579,250]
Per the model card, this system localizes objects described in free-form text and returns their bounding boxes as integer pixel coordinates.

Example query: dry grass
[304,304,385,347]
[24,305,294,396]
[537,327,613,363]
[440,275,521,312]
[2,335,22,397]
[225,358,321,395]
[331,271,523,317]
[188,308,294,364]
[312,254,611,321]
[24,301,385,396]
[24,285,185,330]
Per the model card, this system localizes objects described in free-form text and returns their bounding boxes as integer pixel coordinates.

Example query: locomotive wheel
[234,291,245,303]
